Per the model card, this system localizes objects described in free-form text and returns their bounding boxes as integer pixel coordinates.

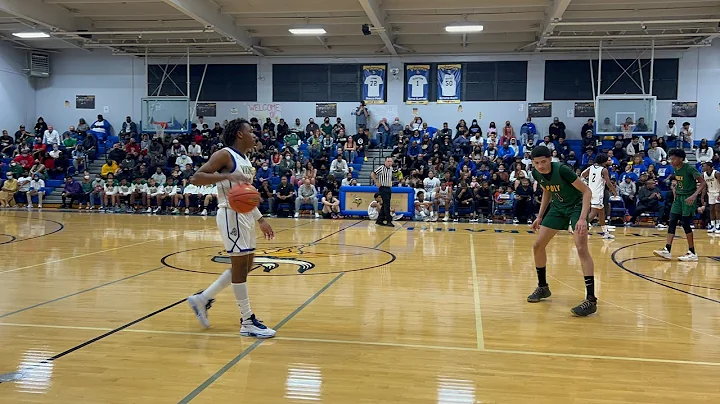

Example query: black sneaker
[571,299,597,317]
[527,285,551,302]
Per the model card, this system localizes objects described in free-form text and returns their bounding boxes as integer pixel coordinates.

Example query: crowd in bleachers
[1,110,719,226]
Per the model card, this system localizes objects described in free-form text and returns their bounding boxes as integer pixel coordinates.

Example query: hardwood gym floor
[1,210,720,403]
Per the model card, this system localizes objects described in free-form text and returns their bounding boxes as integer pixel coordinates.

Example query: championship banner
[405,64,430,104]
[362,65,386,104]
[437,64,461,104]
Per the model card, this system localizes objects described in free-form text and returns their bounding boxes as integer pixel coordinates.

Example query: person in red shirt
[32,137,47,159]
[124,138,141,159]
[13,149,35,169]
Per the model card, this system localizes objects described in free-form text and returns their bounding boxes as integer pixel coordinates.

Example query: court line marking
[0,266,166,319]
[0,219,323,275]
[548,274,720,340]
[0,222,311,319]
[468,234,485,350]
[0,231,204,275]
[2,322,719,368]
[177,222,405,403]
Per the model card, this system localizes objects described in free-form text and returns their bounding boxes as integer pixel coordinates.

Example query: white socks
[201,269,231,301]
[232,282,253,321]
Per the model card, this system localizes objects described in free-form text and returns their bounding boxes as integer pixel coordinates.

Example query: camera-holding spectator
[295,179,319,218]
[355,101,369,131]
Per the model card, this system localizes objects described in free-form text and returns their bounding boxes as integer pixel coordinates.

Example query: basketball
[228,184,261,213]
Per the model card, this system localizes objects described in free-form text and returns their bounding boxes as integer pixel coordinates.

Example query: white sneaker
[602,233,615,240]
[187,293,213,328]
[145,207,152,213]
[172,208,179,214]
[656,223,668,229]
[678,251,699,262]
[715,228,720,234]
[293,212,299,218]
[708,225,715,234]
[153,206,161,214]
[442,215,449,222]
[512,218,519,224]
[27,204,33,209]
[393,213,404,221]
[315,212,320,218]
[200,209,208,216]
[606,225,616,231]
[185,209,190,215]
[653,248,672,260]
[240,315,276,339]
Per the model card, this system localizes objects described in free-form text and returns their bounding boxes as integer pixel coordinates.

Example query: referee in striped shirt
[371,157,396,226]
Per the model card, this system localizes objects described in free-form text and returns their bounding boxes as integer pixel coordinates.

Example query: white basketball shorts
[216,207,256,256]
[709,192,720,205]
[591,192,604,209]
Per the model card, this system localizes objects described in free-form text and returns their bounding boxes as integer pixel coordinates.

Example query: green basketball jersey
[673,163,700,196]
[533,163,583,210]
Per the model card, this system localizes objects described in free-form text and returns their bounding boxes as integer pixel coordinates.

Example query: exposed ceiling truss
[0,0,717,56]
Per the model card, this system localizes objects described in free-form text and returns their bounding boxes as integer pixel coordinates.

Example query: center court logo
[162,243,396,276]
[212,246,316,274]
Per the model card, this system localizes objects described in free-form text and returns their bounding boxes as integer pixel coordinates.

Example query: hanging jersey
[440,74,456,97]
[409,75,427,98]
[364,75,383,98]
[705,170,720,194]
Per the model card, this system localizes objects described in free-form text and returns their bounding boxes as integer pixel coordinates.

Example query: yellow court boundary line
[468,235,485,349]
[2,322,719,367]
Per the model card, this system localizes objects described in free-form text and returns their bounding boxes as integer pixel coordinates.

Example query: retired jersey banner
[362,65,386,104]
[405,64,430,104]
[437,64,461,104]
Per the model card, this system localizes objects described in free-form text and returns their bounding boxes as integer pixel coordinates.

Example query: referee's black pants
[378,186,392,224]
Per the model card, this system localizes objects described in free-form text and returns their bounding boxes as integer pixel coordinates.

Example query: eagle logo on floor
[212,245,316,274]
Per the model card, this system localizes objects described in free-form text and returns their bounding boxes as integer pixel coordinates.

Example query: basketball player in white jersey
[187,119,276,339]
[368,192,402,222]
[581,154,617,239]
[433,181,452,221]
[702,162,720,234]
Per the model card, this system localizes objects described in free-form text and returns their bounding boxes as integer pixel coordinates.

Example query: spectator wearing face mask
[519,116,537,145]
[0,172,18,207]
[305,118,319,140]
[389,118,403,144]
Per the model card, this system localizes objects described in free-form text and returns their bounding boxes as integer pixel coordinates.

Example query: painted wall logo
[212,247,316,274]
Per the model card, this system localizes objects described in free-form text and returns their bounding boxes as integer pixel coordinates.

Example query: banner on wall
[362,65,386,104]
[437,64,461,104]
[574,102,595,118]
[405,64,430,104]
[316,103,337,118]
[247,103,282,123]
[196,102,217,117]
[76,95,95,109]
[671,102,698,118]
[528,102,552,118]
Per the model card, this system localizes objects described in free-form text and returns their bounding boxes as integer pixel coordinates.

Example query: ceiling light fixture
[445,25,484,33]
[289,27,327,35]
[12,32,50,39]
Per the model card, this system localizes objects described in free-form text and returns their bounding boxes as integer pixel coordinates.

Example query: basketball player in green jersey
[527,146,597,316]
[653,148,706,262]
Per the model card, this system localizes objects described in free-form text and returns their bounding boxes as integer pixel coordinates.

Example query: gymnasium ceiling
[0,0,719,56]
